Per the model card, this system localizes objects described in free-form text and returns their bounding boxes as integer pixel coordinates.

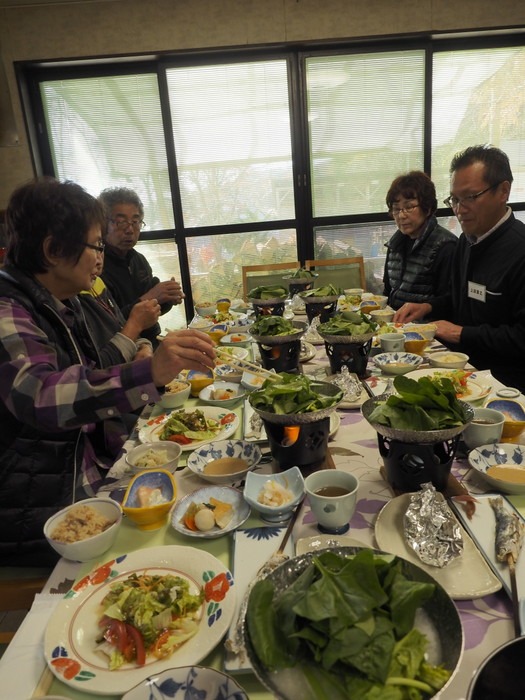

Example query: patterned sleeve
[0,299,161,431]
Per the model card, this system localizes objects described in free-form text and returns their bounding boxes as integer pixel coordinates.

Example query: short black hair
[5,177,105,273]
[450,145,513,185]
[386,171,437,216]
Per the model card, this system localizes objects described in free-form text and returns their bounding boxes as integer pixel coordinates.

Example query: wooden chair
[241,261,301,299]
[0,576,48,644]
[305,256,366,291]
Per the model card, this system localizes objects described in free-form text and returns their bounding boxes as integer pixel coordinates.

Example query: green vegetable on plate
[250,316,297,336]
[300,284,342,297]
[319,312,377,336]
[249,372,342,414]
[249,284,288,300]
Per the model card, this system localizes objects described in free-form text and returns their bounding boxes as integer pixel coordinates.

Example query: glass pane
[432,47,525,203]
[40,74,174,229]
[135,239,186,330]
[186,229,297,305]
[166,61,295,227]
[307,51,425,217]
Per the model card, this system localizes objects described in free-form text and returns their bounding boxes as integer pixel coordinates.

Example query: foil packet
[329,366,362,403]
[404,482,463,567]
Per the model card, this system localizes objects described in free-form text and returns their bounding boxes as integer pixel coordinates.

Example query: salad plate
[138,407,239,450]
[44,545,235,695]
[375,494,501,600]
[171,485,251,539]
[408,368,492,403]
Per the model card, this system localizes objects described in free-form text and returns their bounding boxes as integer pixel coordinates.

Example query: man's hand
[434,320,463,345]
[393,302,431,324]
[143,279,185,305]
[151,329,216,387]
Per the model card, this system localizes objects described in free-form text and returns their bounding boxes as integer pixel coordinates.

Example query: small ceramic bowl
[403,322,437,340]
[485,398,525,441]
[374,351,423,375]
[362,294,388,309]
[220,332,252,347]
[244,467,305,523]
[159,379,191,409]
[198,381,246,407]
[187,439,262,485]
[186,369,214,397]
[369,308,395,325]
[194,302,216,316]
[122,666,248,700]
[428,352,470,370]
[468,442,525,494]
[241,369,268,391]
[122,469,177,530]
[125,441,182,474]
[207,323,230,344]
[403,332,429,355]
[44,498,122,562]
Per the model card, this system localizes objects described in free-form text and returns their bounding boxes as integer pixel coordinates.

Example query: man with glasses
[395,145,525,390]
[98,187,183,347]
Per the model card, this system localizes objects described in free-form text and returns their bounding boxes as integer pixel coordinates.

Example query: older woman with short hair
[383,170,458,312]
[0,177,214,566]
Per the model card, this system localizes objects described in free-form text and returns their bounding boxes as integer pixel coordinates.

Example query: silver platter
[249,320,308,345]
[361,396,474,444]
[248,380,342,424]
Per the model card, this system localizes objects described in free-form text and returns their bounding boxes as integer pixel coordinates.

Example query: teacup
[304,470,359,534]
[462,407,505,450]
[380,332,405,352]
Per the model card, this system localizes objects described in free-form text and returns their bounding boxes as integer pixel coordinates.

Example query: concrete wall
[1,0,525,206]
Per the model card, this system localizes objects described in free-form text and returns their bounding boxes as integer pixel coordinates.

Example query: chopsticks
[215,351,280,381]
[507,553,521,637]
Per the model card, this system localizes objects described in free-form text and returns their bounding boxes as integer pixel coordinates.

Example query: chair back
[242,261,300,299]
[305,256,366,291]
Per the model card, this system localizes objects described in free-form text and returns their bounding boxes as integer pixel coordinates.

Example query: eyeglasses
[84,242,105,254]
[443,183,501,209]
[109,217,145,231]
[390,204,419,217]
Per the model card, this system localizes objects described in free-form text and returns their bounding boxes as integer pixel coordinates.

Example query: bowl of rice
[125,441,182,474]
[159,379,191,409]
[43,498,122,562]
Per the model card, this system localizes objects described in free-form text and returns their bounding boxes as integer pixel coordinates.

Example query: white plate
[450,494,525,598]
[408,368,492,403]
[295,534,367,555]
[219,333,251,346]
[215,346,249,361]
[198,382,246,407]
[171,486,250,539]
[44,545,235,695]
[138,407,239,451]
[300,341,317,363]
[375,494,501,600]
[243,400,340,442]
[224,526,295,673]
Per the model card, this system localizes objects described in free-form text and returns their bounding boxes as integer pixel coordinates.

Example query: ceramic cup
[380,332,405,352]
[462,407,505,450]
[304,470,359,534]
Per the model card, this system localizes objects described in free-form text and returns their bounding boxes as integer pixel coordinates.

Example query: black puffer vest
[0,267,84,566]
[385,218,457,309]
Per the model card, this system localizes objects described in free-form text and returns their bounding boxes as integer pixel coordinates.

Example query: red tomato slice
[220,412,236,425]
[168,434,192,444]
[125,623,146,666]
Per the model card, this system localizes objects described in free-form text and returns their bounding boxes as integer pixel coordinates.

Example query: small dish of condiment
[186,439,262,485]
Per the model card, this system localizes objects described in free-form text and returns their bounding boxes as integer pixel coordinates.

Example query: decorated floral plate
[171,486,251,539]
[138,407,239,451]
[44,546,235,695]
[375,494,501,600]
[122,666,248,700]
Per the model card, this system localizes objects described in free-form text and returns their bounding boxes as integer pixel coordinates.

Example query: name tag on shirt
[468,281,486,302]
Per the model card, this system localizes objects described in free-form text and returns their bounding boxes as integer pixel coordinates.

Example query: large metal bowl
[244,546,463,700]
[249,320,308,345]
[361,396,474,444]
[248,379,342,424]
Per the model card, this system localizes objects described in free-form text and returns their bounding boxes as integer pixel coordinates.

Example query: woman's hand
[150,329,216,387]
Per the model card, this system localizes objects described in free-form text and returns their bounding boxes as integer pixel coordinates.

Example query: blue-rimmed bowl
[374,351,423,375]
[485,398,525,441]
[122,666,248,700]
[244,466,305,523]
[468,442,525,494]
[187,439,262,485]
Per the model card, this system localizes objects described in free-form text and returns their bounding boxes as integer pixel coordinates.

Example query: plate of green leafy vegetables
[244,547,462,700]
[362,374,474,443]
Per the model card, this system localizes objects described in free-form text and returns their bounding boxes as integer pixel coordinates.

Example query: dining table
[2,329,524,700]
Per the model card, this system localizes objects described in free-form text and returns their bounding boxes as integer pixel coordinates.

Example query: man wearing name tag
[394,145,525,391]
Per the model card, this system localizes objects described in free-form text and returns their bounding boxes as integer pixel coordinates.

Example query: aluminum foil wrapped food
[404,482,463,567]
[329,366,362,402]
